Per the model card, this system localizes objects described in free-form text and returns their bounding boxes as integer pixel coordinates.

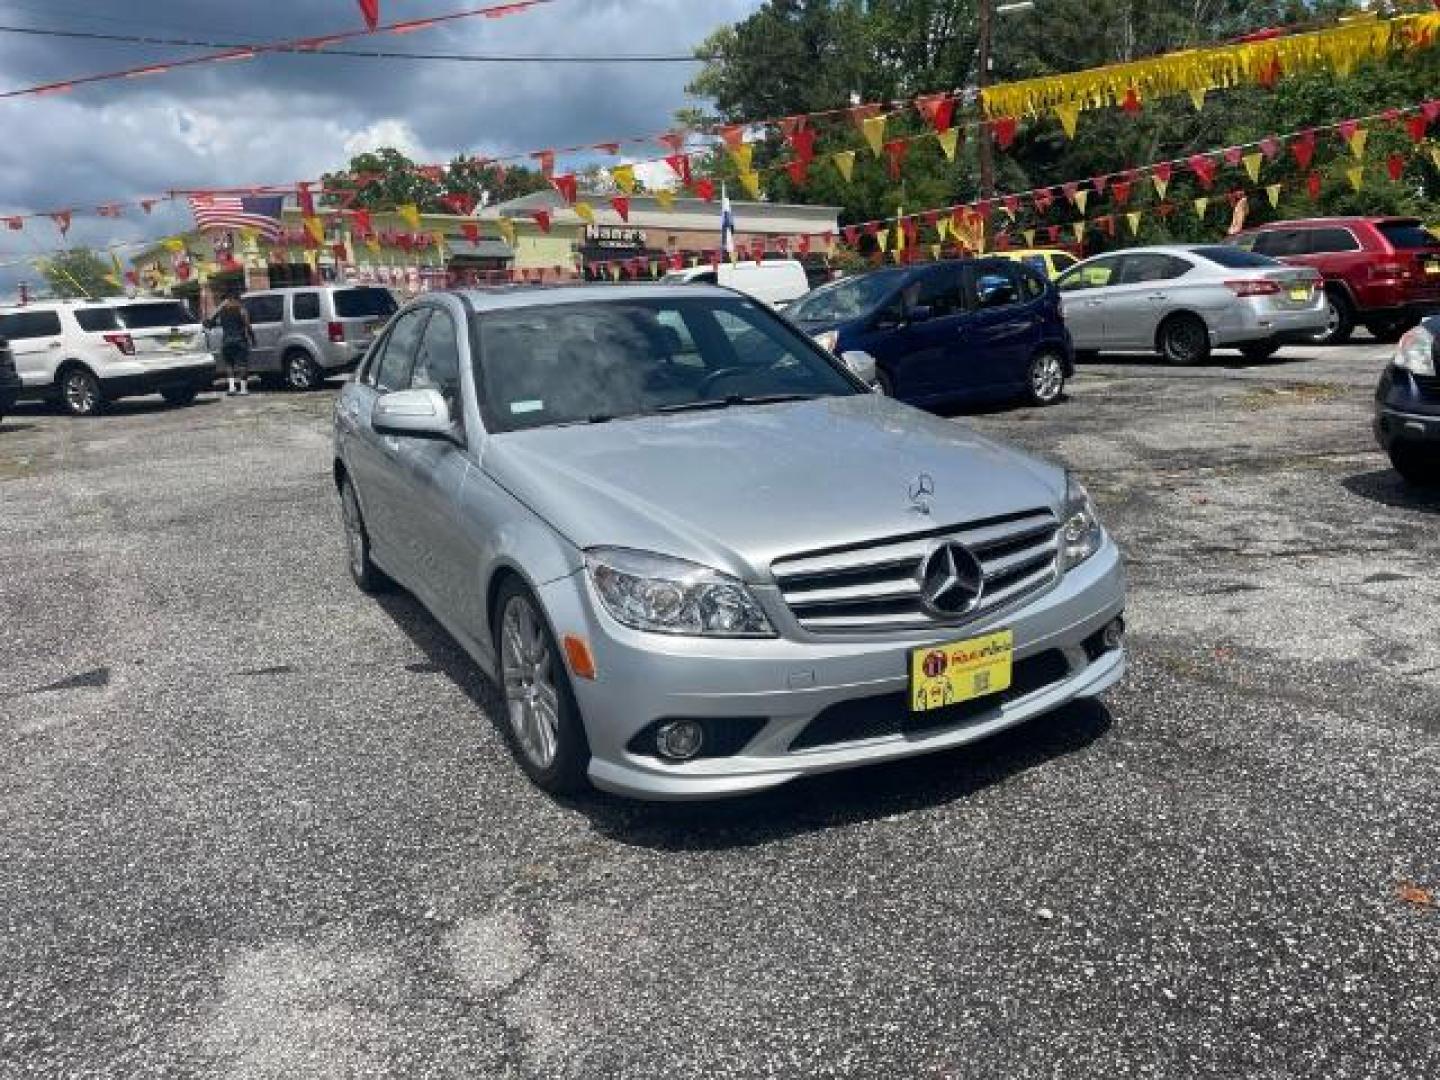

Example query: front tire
[58,366,103,416]
[285,350,322,391]
[493,580,590,795]
[1239,342,1281,362]
[1389,444,1440,487]
[338,476,392,593]
[1310,289,1354,345]
[1025,350,1066,406]
[1157,313,1211,366]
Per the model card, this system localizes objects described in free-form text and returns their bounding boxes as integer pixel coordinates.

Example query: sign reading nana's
[585,224,648,248]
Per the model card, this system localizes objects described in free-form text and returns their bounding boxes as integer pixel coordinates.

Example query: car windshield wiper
[657,393,820,414]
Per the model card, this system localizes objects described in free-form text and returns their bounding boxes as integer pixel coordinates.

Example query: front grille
[789,649,1071,751]
[771,508,1059,633]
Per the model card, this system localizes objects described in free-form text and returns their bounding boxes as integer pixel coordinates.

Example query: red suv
[1228,217,1440,344]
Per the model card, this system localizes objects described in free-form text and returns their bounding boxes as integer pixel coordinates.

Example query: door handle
[1147,293,1169,301]
[46,341,62,349]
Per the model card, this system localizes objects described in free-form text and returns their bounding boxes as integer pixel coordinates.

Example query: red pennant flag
[1152,162,1173,185]
[842,226,859,247]
[530,210,551,233]
[331,243,348,263]
[357,0,379,29]
[991,116,1018,150]
[921,210,939,229]
[594,141,620,156]
[710,250,721,271]
[1121,85,1141,114]
[1003,194,1021,217]
[1306,171,1321,200]
[1154,202,1175,220]
[1387,153,1406,182]
[1032,188,1055,214]
[461,222,480,244]
[1424,100,1440,124]
[785,159,809,187]
[1188,154,1216,188]
[1337,118,1359,147]
[550,173,577,204]
[1110,179,1132,206]
[353,209,372,234]
[796,233,811,255]
[915,93,956,133]
[1260,135,1281,160]
[297,181,316,218]
[124,270,138,286]
[1291,129,1316,169]
[1099,214,1116,236]
[1406,114,1428,143]
[1383,108,1401,125]
[532,149,554,176]
[1092,174,1109,196]
[883,139,909,181]
[665,154,691,185]
[610,196,630,222]
[658,131,686,153]
[441,193,478,216]
[1044,225,1061,244]
[692,177,716,201]
[718,124,746,150]
[774,236,789,256]
[786,126,816,163]
[50,211,71,235]
[668,252,683,272]
[1223,146,1243,166]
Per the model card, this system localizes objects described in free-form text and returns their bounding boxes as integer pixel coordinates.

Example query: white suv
[0,298,216,416]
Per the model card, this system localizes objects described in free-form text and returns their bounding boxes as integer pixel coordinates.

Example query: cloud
[0,0,764,295]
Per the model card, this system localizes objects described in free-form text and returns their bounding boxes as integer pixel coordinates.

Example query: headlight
[585,547,775,637]
[1394,325,1436,376]
[812,330,839,353]
[1059,474,1104,571]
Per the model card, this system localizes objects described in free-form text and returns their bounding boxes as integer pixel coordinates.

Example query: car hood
[482,395,1065,582]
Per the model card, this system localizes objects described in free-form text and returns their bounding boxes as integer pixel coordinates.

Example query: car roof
[1243,215,1419,230]
[451,283,754,312]
[997,248,1073,258]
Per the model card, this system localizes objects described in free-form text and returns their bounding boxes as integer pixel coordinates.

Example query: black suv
[0,336,19,425]
[1374,314,1440,485]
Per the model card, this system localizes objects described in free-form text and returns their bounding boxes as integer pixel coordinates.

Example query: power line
[0,23,708,63]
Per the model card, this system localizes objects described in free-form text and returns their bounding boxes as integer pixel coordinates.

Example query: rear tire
[284,350,322,392]
[1239,342,1281,362]
[1025,350,1066,406]
[1364,314,1412,344]
[338,476,393,594]
[161,386,198,407]
[58,366,103,416]
[1311,288,1354,345]
[1389,444,1440,487]
[493,579,591,795]
[1157,313,1211,366]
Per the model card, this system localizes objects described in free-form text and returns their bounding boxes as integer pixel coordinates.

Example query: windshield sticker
[510,400,543,414]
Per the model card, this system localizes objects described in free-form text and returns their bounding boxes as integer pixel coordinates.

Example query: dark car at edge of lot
[1228,216,1440,345]
[1374,314,1440,486]
[0,336,20,423]
[786,258,1074,409]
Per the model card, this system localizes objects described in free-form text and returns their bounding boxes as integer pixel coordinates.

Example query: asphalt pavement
[1,336,1437,1079]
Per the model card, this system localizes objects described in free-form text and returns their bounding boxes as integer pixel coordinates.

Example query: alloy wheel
[500,597,560,770]
[1164,319,1207,364]
[63,370,98,415]
[287,354,314,390]
[1031,354,1064,402]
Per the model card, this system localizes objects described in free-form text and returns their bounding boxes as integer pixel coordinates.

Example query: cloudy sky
[0,0,763,294]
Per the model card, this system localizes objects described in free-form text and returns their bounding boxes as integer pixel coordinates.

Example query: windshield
[1192,246,1281,269]
[786,269,905,323]
[1377,221,1440,249]
[114,301,196,329]
[334,287,398,319]
[475,296,859,433]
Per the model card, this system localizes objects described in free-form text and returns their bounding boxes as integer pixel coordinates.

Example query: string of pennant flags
[8,7,1440,243]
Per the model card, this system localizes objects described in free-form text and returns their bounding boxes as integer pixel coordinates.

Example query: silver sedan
[1057,245,1326,364]
[332,285,1126,800]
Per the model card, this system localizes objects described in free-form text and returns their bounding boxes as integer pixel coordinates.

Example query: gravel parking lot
[2,338,1437,1079]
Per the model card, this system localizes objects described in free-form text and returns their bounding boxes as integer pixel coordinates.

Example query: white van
[661,259,811,308]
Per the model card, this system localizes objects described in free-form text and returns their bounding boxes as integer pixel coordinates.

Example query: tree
[40,249,120,298]
[320,147,549,213]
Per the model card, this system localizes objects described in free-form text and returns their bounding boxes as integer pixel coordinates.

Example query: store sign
[586,224,647,248]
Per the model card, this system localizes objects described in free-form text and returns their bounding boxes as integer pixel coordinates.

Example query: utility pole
[977,0,995,200]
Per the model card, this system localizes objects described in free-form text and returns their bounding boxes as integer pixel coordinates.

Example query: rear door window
[917,265,966,316]
[968,264,1024,308]
[291,292,321,321]
[0,310,63,339]
[114,301,196,329]
[333,288,398,320]
[72,307,123,332]
[1376,221,1440,249]
[1116,254,1191,285]
[1050,252,1078,274]
[1305,228,1360,254]
[243,295,283,324]
[1253,231,1306,257]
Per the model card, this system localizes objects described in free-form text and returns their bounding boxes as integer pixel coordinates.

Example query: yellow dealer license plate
[1289,286,1310,302]
[909,629,1014,713]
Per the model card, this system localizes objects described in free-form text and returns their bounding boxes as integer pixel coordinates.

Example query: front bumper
[1374,365,1440,450]
[539,538,1127,800]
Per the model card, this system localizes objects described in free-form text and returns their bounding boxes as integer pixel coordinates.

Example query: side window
[1020,255,1047,276]
[1306,228,1360,254]
[1020,268,1047,300]
[1253,231,1303,257]
[373,308,430,393]
[1117,254,1192,285]
[691,272,718,285]
[410,309,461,403]
[917,267,965,316]
[243,295,283,324]
[1229,233,1258,252]
[655,309,703,368]
[971,265,1023,309]
[1057,257,1119,292]
[291,292,320,321]
[0,310,62,339]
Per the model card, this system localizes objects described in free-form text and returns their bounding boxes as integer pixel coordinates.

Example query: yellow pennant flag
[1021,228,1035,247]
[397,203,421,230]
[496,217,516,245]
[609,264,621,282]
[875,228,889,253]
[1347,165,1365,192]
[832,150,856,182]
[1189,86,1207,112]
[935,216,950,241]
[365,234,381,253]
[163,237,185,252]
[738,170,761,198]
[1126,210,1142,236]
[930,244,942,261]
[729,143,753,172]
[304,216,325,244]
[861,115,886,157]
[1265,183,1282,208]
[1348,127,1368,160]
[611,164,636,194]
[936,127,959,162]
[1054,101,1081,140]
[1071,221,1085,243]
[654,189,676,211]
[1152,174,1169,200]
[430,231,445,256]
[1193,196,1209,218]
[574,201,595,225]
[1073,189,1088,214]
[893,212,905,254]
[1242,152,1263,183]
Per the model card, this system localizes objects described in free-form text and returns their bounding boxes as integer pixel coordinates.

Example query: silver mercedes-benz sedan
[1057,244,1326,364]
[332,285,1126,800]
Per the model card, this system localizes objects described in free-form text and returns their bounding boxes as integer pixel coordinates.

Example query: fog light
[1102,617,1125,650]
[655,719,704,761]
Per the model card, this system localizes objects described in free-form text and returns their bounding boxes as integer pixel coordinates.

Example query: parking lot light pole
[977,0,1035,200]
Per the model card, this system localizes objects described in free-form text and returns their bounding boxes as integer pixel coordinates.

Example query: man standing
[206,294,255,396]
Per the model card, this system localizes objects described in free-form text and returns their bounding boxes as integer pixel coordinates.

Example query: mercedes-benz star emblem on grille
[908,472,935,514]
[918,541,984,617]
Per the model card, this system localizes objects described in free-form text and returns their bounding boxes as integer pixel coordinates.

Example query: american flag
[187,194,284,241]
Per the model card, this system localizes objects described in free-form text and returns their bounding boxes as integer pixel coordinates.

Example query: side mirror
[840,349,878,387]
[977,281,1018,308]
[372,388,458,442]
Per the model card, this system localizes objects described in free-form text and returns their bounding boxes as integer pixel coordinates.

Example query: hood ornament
[908,473,935,515]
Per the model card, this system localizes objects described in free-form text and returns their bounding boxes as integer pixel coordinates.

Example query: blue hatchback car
[787,258,1074,408]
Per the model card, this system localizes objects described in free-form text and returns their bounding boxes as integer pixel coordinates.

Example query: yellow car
[994,248,1081,280]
